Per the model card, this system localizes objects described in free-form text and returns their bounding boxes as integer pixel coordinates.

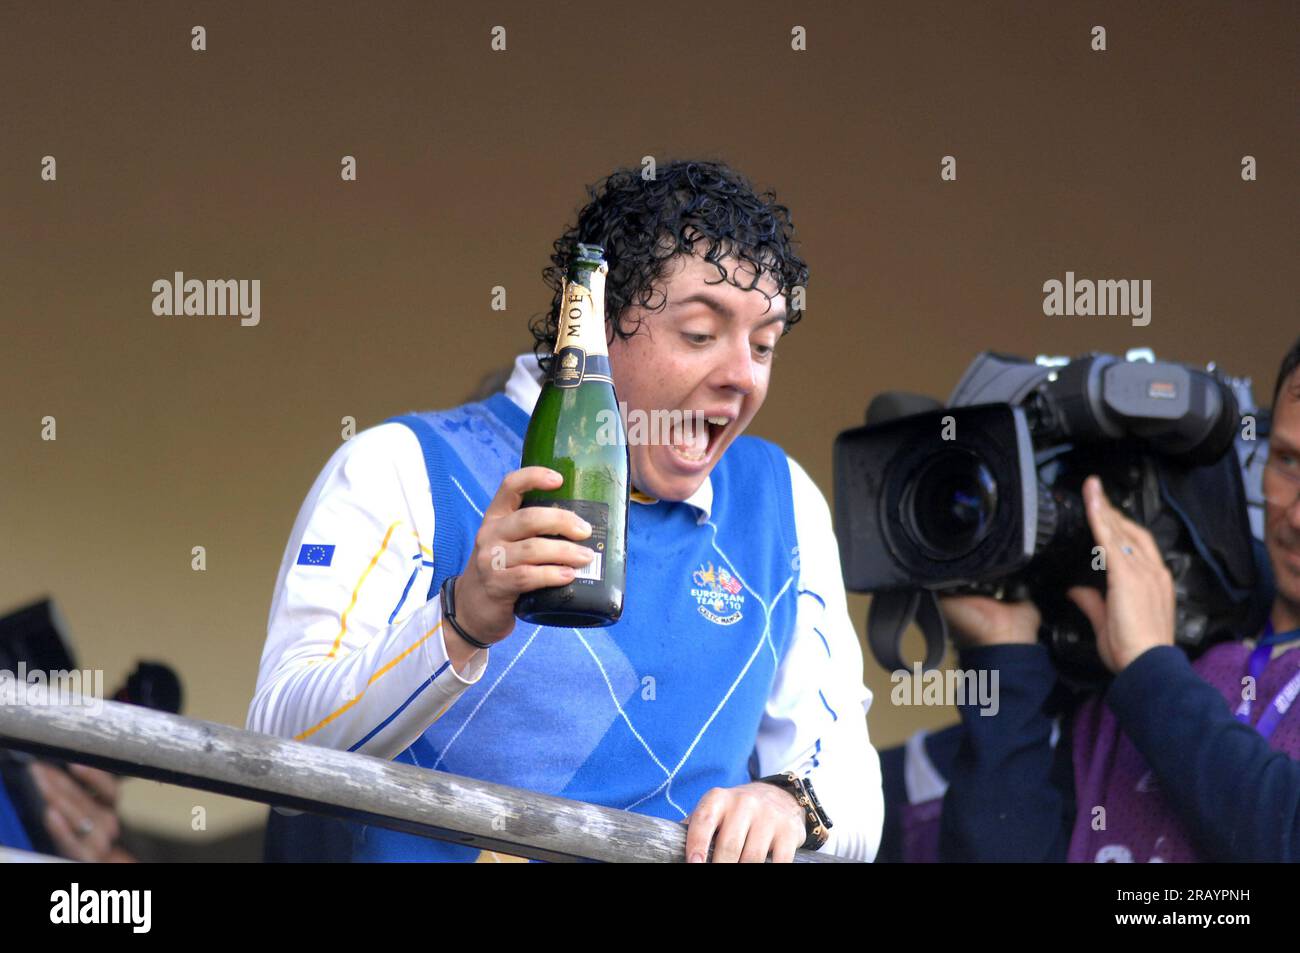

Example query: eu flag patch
[297,544,336,567]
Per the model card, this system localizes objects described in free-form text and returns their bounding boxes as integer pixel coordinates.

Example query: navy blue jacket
[939,643,1300,862]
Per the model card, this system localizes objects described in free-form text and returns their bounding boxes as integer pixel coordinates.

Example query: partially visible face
[606,249,787,502]
[1265,369,1300,629]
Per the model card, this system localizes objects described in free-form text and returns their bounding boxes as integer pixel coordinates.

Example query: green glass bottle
[515,243,629,627]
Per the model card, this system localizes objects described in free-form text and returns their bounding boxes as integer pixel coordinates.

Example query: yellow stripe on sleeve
[293,619,447,743]
[325,520,403,659]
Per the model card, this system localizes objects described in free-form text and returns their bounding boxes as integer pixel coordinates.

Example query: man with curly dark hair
[251,158,884,863]
[530,162,808,373]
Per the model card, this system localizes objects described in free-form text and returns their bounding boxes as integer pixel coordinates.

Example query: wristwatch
[757,771,833,850]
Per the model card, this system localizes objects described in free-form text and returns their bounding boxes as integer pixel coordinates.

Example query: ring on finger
[75,817,95,838]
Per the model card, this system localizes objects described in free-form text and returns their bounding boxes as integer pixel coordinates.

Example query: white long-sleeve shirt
[248,353,884,861]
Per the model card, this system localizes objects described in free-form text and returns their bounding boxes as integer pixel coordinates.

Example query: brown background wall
[1,1,1295,843]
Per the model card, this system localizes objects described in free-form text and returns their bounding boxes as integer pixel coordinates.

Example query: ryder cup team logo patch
[691,560,746,626]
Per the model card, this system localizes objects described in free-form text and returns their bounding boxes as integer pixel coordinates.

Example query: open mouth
[667,413,732,466]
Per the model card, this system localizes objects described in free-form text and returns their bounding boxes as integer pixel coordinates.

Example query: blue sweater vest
[285,393,801,862]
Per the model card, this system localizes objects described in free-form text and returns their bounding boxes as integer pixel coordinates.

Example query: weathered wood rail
[0,698,851,863]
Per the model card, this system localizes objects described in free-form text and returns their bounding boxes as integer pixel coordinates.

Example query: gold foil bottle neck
[556,263,608,358]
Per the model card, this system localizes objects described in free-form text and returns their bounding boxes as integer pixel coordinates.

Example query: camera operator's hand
[939,594,1041,649]
[451,466,595,651]
[30,761,136,862]
[1066,475,1176,674]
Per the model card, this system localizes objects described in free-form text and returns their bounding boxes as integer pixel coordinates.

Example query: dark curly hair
[529,158,810,372]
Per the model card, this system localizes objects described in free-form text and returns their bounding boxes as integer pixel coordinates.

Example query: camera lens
[906,449,999,559]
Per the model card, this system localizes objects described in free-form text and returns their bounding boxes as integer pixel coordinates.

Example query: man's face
[1265,369,1300,628]
[606,250,786,502]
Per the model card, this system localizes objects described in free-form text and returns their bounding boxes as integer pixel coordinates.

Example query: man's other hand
[681,781,807,863]
[29,761,135,862]
[939,593,1041,650]
[1067,475,1176,673]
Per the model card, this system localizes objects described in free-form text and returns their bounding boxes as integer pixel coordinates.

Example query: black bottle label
[553,346,586,388]
[551,347,613,388]
[522,498,608,584]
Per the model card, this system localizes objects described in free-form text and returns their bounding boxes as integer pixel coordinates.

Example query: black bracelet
[440,574,493,650]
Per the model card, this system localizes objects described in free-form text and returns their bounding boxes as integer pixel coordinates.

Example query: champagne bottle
[515,243,629,627]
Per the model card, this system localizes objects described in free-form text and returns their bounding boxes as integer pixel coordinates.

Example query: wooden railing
[0,698,850,863]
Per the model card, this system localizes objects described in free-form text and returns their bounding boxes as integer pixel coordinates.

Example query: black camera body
[834,351,1267,683]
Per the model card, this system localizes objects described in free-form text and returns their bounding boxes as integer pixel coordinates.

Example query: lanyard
[1234,620,1300,741]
